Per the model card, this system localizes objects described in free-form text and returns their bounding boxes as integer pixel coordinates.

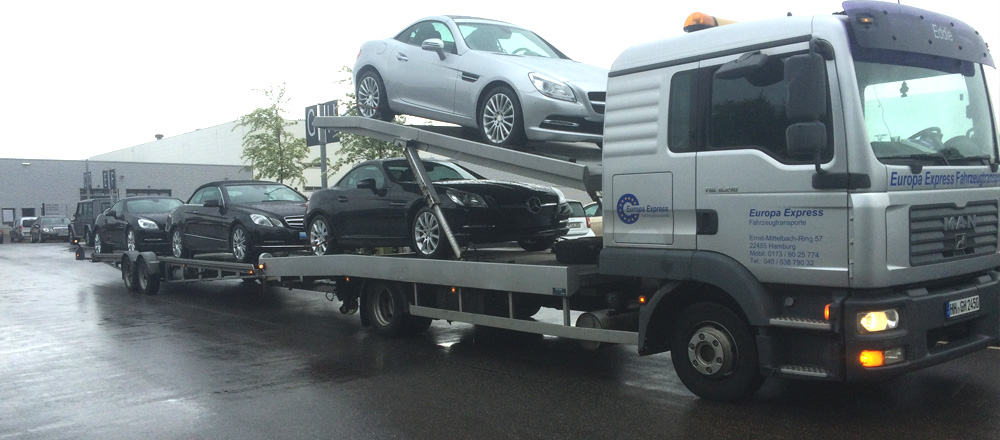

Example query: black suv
[70,198,111,246]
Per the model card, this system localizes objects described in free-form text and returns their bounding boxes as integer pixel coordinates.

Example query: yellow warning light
[639,295,648,305]
[860,350,885,368]
[857,15,876,25]
[684,12,738,32]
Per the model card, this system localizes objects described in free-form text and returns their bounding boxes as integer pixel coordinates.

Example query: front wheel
[669,303,765,402]
[479,85,526,147]
[231,224,257,264]
[126,228,139,252]
[411,207,451,259]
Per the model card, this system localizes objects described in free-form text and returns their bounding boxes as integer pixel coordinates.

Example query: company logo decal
[617,193,669,225]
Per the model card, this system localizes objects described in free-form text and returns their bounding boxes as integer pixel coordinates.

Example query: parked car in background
[306,158,570,259]
[92,196,184,254]
[30,215,71,242]
[584,201,603,236]
[354,15,607,147]
[166,181,309,263]
[12,216,37,242]
[561,200,596,240]
[70,198,111,246]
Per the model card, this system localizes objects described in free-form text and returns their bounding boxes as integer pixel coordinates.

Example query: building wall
[0,158,250,225]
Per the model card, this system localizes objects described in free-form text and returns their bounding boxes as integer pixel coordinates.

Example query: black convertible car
[306,158,570,258]
[166,180,309,263]
[93,196,184,253]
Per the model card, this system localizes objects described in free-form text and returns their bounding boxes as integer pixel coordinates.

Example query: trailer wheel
[121,257,140,292]
[670,303,764,402]
[137,257,161,295]
[364,281,410,337]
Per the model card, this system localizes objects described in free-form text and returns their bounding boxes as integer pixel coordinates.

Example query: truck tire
[364,281,410,338]
[407,316,433,335]
[122,257,140,292]
[669,303,765,402]
[137,257,161,295]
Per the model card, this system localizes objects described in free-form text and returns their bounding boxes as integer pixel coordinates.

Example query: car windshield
[457,22,563,58]
[385,160,483,182]
[126,198,183,214]
[855,60,997,166]
[40,217,70,226]
[226,184,305,204]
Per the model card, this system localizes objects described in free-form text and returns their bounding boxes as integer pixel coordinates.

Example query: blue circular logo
[617,193,640,224]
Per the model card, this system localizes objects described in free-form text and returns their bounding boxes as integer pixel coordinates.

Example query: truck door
[694,47,850,286]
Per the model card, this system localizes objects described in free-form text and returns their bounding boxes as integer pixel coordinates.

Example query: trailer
[85,249,264,295]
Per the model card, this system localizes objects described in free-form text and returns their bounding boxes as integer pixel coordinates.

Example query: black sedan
[166,180,308,263]
[306,158,570,258]
[92,196,183,253]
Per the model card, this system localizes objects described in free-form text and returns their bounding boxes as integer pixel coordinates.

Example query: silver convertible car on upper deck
[353,16,607,148]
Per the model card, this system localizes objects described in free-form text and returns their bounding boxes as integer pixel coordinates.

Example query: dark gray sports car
[306,159,570,258]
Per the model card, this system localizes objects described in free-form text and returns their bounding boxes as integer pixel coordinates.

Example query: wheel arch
[475,80,520,120]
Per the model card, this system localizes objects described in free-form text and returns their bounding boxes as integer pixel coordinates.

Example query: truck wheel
[171,228,192,259]
[407,316,433,335]
[479,85,526,147]
[670,303,765,402]
[137,257,160,295]
[231,224,258,264]
[364,281,410,338]
[412,208,451,259]
[356,69,395,122]
[517,237,555,252]
[122,257,140,292]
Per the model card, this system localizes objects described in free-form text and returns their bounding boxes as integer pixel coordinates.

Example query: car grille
[284,215,305,229]
[588,92,606,115]
[910,201,998,266]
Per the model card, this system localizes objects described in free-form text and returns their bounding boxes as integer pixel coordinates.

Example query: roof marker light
[683,12,738,33]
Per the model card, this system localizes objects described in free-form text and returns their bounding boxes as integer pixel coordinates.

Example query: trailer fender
[133,251,161,276]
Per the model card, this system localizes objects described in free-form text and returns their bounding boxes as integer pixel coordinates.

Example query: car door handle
[396,53,408,62]
[339,196,349,203]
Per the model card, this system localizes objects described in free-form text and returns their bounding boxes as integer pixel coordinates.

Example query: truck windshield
[855,61,997,166]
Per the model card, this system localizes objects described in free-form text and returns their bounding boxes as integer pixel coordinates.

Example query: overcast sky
[1,0,996,161]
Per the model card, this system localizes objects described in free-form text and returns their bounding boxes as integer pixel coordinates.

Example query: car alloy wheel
[309,216,333,256]
[412,208,449,259]
[171,229,186,258]
[232,226,248,262]
[480,85,525,147]
[127,229,137,252]
[356,70,394,122]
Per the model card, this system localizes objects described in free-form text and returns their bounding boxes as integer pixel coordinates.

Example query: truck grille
[284,215,305,229]
[910,201,998,266]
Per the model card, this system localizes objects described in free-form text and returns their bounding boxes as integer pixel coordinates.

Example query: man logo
[944,214,977,231]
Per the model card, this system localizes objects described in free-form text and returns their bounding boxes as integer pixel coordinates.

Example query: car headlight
[529,72,576,102]
[270,217,285,227]
[43,227,52,233]
[446,189,487,208]
[857,309,899,333]
[551,187,567,204]
[251,214,274,227]
[137,218,159,230]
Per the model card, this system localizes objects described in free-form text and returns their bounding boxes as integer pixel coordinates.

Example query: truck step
[769,316,832,331]
[777,365,831,378]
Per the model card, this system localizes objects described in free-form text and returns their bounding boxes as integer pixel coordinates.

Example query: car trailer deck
[85,249,264,295]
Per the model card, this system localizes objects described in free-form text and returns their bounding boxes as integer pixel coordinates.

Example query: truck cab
[600,1,998,400]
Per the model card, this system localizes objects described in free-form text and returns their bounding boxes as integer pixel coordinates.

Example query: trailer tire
[364,281,410,338]
[122,257,140,292]
[670,303,764,402]
[137,257,161,295]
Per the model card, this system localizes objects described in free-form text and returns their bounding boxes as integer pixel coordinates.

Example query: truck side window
[668,70,696,152]
[708,55,830,163]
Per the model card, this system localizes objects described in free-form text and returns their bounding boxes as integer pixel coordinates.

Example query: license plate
[946,295,979,319]
[299,232,307,240]
[569,222,582,228]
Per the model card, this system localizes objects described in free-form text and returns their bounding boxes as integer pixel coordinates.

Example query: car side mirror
[422,38,446,60]
[203,199,221,208]
[106,210,117,218]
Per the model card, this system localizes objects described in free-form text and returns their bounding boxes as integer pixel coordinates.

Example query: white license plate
[569,222,582,228]
[946,295,979,319]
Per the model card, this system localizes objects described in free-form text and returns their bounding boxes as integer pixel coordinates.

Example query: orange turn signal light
[860,350,885,368]
[639,295,647,305]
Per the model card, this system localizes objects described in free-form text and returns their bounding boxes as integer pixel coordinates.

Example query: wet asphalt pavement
[1,243,999,439]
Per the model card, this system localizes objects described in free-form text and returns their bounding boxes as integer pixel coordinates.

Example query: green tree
[235,84,310,187]
[313,66,403,182]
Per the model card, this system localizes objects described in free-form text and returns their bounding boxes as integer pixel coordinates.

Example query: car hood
[489,54,607,90]
[240,202,307,217]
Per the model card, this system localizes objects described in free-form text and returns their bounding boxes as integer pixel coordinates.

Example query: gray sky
[1,0,997,160]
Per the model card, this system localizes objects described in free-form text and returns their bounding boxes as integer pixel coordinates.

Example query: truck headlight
[251,214,273,227]
[446,189,487,208]
[529,73,576,102]
[137,218,159,230]
[857,309,899,333]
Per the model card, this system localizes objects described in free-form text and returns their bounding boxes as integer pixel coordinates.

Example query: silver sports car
[353,16,607,147]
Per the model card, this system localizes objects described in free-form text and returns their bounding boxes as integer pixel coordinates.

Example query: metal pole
[398,140,462,259]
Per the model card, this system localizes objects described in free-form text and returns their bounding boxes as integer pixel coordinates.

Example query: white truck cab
[601,1,999,400]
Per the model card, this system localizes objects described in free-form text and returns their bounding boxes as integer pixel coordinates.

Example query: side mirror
[203,199,221,208]
[421,38,446,60]
[785,52,827,121]
[106,210,117,218]
[786,121,826,161]
[357,178,378,192]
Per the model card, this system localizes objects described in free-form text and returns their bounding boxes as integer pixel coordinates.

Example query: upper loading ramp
[311,117,602,194]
